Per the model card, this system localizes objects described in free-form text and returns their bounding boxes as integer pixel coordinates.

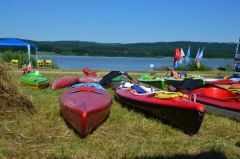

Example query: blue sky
[0,0,240,43]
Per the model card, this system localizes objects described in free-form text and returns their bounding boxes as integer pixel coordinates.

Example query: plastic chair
[11,59,18,68]
[45,59,52,68]
[37,59,45,68]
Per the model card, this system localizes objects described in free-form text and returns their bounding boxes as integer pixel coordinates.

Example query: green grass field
[0,70,240,159]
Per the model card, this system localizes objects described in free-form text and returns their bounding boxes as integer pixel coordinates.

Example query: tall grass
[0,51,37,68]
[155,63,213,72]
[0,62,34,115]
[175,63,213,71]
[0,51,59,69]
[0,71,239,158]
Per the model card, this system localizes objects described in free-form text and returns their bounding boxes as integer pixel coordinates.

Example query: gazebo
[0,38,38,65]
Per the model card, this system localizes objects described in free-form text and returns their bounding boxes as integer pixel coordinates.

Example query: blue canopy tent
[0,38,38,65]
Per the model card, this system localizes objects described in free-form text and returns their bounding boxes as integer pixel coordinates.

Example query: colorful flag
[179,48,185,64]
[180,48,185,57]
[196,48,204,62]
[236,37,240,57]
[234,37,240,71]
[173,48,182,68]
[195,48,204,68]
[185,46,191,65]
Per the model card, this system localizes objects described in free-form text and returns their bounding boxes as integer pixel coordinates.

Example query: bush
[154,63,212,71]
[52,63,59,69]
[0,51,37,68]
[175,63,213,71]
[224,64,235,72]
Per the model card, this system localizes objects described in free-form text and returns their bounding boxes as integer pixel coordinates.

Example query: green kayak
[20,71,49,89]
[138,74,165,89]
[164,77,184,85]
[165,76,205,85]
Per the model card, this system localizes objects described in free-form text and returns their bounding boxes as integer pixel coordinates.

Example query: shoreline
[38,53,234,60]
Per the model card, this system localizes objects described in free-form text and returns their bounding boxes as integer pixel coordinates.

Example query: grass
[0,70,240,158]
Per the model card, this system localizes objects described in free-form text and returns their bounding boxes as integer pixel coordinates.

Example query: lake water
[38,55,234,71]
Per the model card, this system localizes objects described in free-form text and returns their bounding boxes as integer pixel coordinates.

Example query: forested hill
[1,39,238,58]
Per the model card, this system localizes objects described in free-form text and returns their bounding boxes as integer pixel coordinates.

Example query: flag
[185,46,191,65]
[180,48,185,57]
[195,48,204,68]
[173,48,181,68]
[174,60,178,68]
[234,37,240,70]
[196,48,204,62]
[236,37,240,56]
[179,48,185,64]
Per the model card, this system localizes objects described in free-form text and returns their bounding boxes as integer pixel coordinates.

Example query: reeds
[0,62,34,114]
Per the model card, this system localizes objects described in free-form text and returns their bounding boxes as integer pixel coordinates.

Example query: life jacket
[155,91,189,99]
[171,70,181,79]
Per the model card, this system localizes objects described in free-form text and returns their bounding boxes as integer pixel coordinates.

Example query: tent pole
[36,50,39,68]
[36,50,38,68]
[27,44,31,66]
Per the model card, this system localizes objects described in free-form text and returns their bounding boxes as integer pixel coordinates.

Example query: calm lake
[38,55,234,71]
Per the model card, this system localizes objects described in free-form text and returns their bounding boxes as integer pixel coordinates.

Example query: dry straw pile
[0,62,34,114]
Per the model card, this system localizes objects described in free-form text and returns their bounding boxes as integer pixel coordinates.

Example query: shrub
[155,63,212,71]
[0,51,37,68]
[175,63,212,71]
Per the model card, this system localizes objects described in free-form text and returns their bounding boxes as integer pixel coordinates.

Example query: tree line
[0,39,237,58]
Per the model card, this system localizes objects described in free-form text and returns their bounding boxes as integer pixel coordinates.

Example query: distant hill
[0,38,237,58]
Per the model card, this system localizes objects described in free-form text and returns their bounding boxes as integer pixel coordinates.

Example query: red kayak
[206,79,239,85]
[82,67,98,76]
[190,87,240,121]
[52,76,80,90]
[79,76,102,83]
[60,86,112,137]
[115,87,205,135]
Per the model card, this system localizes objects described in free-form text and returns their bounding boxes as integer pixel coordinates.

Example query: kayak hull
[115,88,205,135]
[138,78,165,89]
[19,72,49,89]
[52,76,80,90]
[205,79,240,85]
[190,87,240,121]
[164,77,184,85]
[60,87,112,137]
[79,76,102,83]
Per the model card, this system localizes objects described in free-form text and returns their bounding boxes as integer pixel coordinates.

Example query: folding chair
[45,59,52,68]
[11,59,19,68]
[37,59,45,68]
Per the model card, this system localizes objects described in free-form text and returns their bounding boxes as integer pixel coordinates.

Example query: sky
[0,0,240,43]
